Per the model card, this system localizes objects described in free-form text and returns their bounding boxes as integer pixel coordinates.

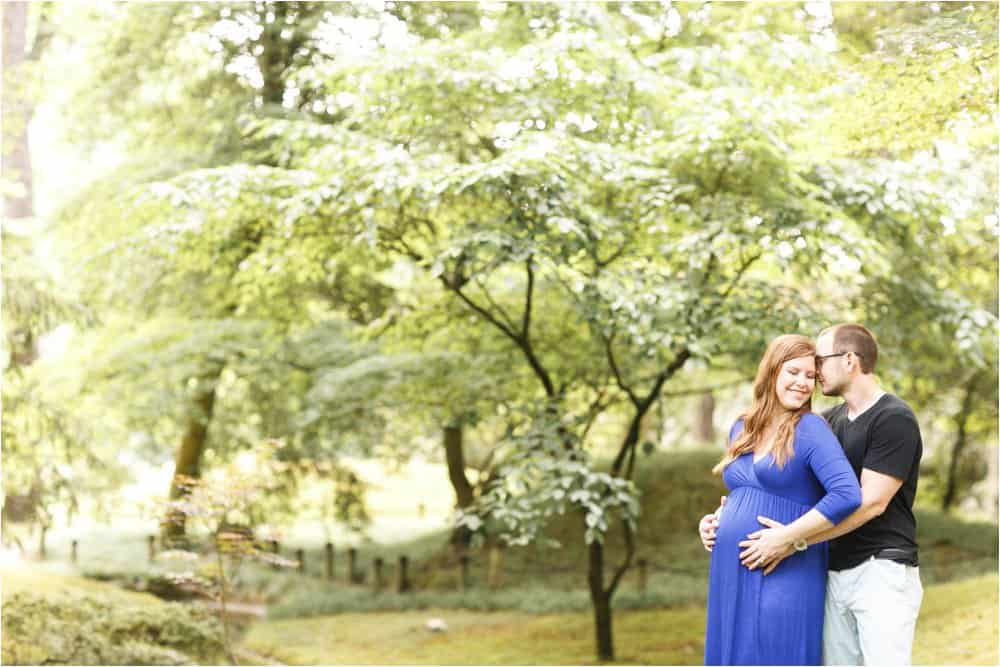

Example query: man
[699,323,924,665]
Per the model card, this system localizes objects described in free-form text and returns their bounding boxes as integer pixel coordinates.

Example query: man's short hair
[820,323,878,374]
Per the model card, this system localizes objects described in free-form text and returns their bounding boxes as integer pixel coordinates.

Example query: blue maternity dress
[704,413,861,666]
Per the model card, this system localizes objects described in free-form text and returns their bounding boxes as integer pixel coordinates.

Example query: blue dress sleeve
[800,414,861,524]
[728,418,745,446]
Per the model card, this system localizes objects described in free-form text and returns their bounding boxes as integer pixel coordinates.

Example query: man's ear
[845,351,857,373]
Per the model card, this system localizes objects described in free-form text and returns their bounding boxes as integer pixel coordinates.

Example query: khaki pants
[823,557,923,665]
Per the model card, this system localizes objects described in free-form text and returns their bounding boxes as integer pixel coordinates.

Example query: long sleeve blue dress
[704,413,861,666]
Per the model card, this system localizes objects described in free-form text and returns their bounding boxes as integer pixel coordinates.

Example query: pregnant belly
[715,486,811,553]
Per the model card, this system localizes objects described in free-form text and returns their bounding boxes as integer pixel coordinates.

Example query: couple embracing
[700,324,923,666]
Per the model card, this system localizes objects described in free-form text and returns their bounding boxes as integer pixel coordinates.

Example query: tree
[40,1,997,659]
[228,3,969,657]
[1,2,100,552]
[821,1,999,512]
[54,2,402,541]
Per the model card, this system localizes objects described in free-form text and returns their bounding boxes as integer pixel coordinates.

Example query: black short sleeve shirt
[823,394,923,571]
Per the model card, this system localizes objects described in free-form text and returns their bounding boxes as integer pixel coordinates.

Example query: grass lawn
[1,562,160,604]
[3,563,994,665]
[914,573,998,666]
[242,573,999,665]
[242,605,705,665]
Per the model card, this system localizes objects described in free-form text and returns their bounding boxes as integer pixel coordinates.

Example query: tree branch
[604,331,638,406]
[443,277,519,341]
[522,256,535,338]
[443,277,557,398]
[720,251,763,299]
[611,347,691,475]
[27,4,54,62]
[624,437,638,480]
[596,241,629,269]
[473,275,520,333]
[579,379,613,444]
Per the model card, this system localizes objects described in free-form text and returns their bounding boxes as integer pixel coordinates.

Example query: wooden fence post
[459,554,470,592]
[637,558,648,594]
[398,555,411,593]
[70,539,78,564]
[487,544,502,590]
[325,542,334,580]
[373,557,385,592]
[270,539,280,570]
[348,547,359,583]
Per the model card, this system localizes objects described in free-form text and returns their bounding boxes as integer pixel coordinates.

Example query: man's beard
[820,379,844,397]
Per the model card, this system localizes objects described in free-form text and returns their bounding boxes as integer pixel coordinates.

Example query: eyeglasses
[815,352,848,367]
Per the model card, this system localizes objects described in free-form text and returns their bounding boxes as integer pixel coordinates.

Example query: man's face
[816,332,847,397]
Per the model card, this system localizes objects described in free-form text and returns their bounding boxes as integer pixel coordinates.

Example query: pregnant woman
[703,334,861,666]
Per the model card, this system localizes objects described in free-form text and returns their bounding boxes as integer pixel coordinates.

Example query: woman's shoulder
[796,411,834,436]
[793,413,841,456]
[728,416,746,441]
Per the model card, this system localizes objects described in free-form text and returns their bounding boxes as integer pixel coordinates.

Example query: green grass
[267,576,707,619]
[244,575,998,665]
[4,564,994,666]
[242,605,707,665]
[914,574,998,666]
[242,574,999,665]
[1,563,161,604]
[913,508,999,585]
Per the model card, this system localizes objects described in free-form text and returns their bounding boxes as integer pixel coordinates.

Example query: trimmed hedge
[2,589,226,665]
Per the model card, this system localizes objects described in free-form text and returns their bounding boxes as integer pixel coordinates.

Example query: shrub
[267,570,708,619]
[1,590,226,665]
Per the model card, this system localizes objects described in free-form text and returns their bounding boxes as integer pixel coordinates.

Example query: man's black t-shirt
[823,393,923,571]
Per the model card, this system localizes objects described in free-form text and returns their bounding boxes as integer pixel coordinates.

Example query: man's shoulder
[869,394,923,448]
[873,394,920,423]
[821,403,846,422]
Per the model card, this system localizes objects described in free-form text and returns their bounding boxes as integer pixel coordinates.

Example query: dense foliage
[1,590,225,665]
[2,1,996,661]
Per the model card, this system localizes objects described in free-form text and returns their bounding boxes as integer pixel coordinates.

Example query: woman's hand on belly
[739,516,795,573]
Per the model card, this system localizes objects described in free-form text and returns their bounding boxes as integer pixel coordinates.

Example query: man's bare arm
[750,468,904,575]
[807,468,903,545]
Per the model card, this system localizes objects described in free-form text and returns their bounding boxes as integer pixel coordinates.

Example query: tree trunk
[445,423,474,507]
[4,3,53,370]
[162,373,220,544]
[639,407,659,453]
[943,374,979,511]
[2,1,36,220]
[694,391,716,444]
[588,540,615,661]
[444,423,475,549]
[987,442,998,522]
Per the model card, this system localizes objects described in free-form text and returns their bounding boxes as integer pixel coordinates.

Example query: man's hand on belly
[698,495,727,552]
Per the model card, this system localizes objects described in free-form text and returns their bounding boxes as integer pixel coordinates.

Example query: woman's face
[775,354,816,410]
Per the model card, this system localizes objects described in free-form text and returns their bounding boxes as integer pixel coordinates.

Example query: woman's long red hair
[713,334,815,474]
